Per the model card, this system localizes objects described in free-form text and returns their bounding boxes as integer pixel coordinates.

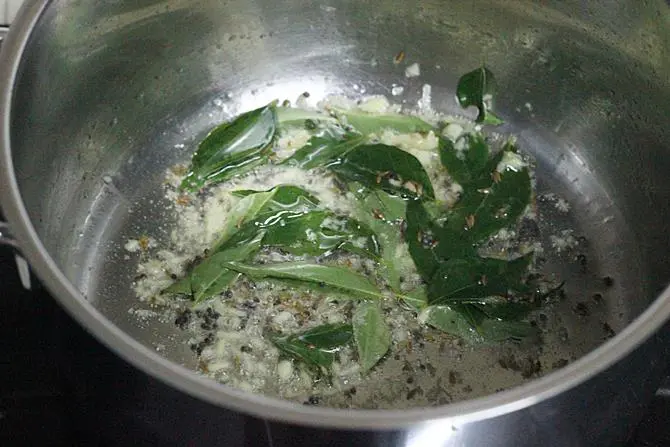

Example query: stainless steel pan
[1,1,670,445]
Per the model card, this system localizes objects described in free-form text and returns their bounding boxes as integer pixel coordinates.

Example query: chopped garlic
[405,63,421,78]
[417,84,432,114]
[379,129,438,151]
[275,127,312,160]
[124,239,141,253]
[443,123,464,142]
[550,230,578,253]
[496,151,527,173]
[357,95,392,114]
[277,360,294,381]
[555,198,571,213]
[318,95,358,111]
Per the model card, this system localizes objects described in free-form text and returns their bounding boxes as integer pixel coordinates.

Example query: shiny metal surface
[1,213,31,290]
[0,221,18,249]
[1,0,670,445]
[0,31,31,291]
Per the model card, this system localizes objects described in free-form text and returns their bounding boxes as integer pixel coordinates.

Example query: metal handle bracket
[0,221,32,290]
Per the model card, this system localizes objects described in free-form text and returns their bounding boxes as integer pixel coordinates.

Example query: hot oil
[72,85,641,409]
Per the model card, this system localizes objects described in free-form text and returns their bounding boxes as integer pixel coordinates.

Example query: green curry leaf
[398,287,429,311]
[231,185,321,210]
[460,295,540,321]
[271,323,353,369]
[353,301,391,372]
[482,111,504,126]
[221,261,385,301]
[429,145,532,261]
[173,183,380,304]
[438,159,531,256]
[163,276,193,296]
[359,189,408,223]
[164,233,264,303]
[295,323,354,348]
[353,189,408,290]
[211,190,277,252]
[281,131,366,169]
[167,185,324,301]
[456,66,503,125]
[438,134,490,185]
[213,185,320,252]
[275,106,338,128]
[260,210,329,254]
[404,200,444,280]
[189,243,259,304]
[373,224,404,291]
[181,103,277,191]
[419,305,483,343]
[477,319,540,342]
[420,305,538,343]
[260,210,380,258]
[333,109,434,136]
[427,254,533,305]
[329,144,435,199]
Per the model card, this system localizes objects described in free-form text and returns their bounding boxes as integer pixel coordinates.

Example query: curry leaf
[165,233,264,303]
[482,111,504,126]
[164,276,193,296]
[260,210,379,258]
[271,323,353,369]
[334,109,434,136]
[275,106,338,127]
[272,337,333,369]
[168,185,319,300]
[398,287,428,311]
[456,66,502,125]
[450,302,487,333]
[420,305,538,343]
[427,254,533,305]
[211,190,277,252]
[282,131,366,169]
[353,301,391,372]
[405,200,444,280]
[270,278,373,303]
[438,134,490,185]
[360,189,408,223]
[231,185,320,212]
[191,239,264,303]
[373,224,403,291]
[438,161,531,255]
[462,295,539,321]
[215,186,379,260]
[329,144,435,199]
[296,323,354,348]
[190,268,240,304]
[354,190,408,290]
[419,305,482,343]
[478,319,540,342]
[181,103,277,191]
[213,185,320,253]
[260,210,329,254]
[432,149,531,260]
[221,261,385,301]
[406,143,534,302]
